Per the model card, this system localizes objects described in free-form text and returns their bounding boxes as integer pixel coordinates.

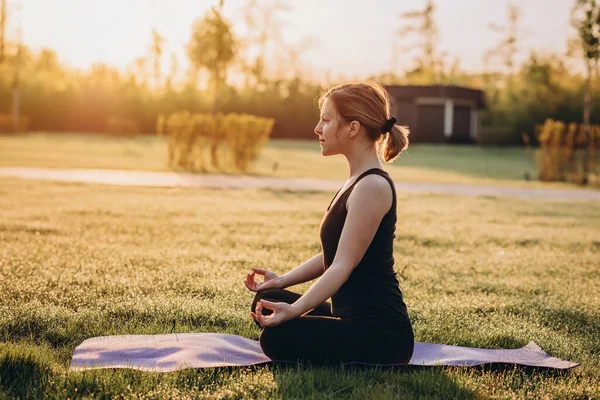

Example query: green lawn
[1,177,598,399]
[0,132,568,189]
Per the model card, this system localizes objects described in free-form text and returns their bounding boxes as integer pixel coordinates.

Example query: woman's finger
[259,299,277,310]
[251,312,263,327]
[256,302,266,326]
[257,303,275,327]
[260,312,276,327]
[253,268,266,275]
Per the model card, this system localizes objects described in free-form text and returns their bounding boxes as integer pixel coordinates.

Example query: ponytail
[379,124,409,163]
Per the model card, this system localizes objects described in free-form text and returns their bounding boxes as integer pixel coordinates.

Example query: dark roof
[385,85,486,108]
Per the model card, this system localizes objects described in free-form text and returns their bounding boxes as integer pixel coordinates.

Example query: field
[1,175,599,399]
[0,132,571,189]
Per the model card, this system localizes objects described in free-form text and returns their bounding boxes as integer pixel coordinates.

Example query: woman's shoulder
[348,173,394,210]
[355,171,394,195]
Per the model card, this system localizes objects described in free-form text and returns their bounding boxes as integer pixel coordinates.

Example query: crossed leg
[251,288,378,366]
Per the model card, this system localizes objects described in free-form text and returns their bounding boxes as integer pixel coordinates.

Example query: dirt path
[1,167,599,201]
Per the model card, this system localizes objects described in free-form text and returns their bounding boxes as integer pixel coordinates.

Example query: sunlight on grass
[0,177,598,398]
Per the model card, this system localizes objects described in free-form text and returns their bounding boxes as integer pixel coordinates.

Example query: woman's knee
[259,326,283,359]
[259,323,307,363]
[259,324,333,366]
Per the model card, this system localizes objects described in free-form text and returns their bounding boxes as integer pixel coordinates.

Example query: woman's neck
[344,143,383,179]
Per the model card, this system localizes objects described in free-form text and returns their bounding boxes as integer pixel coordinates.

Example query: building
[385,85,486,144]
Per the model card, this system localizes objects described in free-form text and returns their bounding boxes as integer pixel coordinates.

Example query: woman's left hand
[251,300,299,328]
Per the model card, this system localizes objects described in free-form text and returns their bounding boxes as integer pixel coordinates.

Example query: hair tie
[381,116,397,134]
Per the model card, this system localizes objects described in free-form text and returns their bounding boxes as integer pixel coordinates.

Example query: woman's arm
[278,252,325,289]
[289,175,393,317]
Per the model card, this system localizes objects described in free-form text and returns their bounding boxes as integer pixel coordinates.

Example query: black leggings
[251,288,414,367]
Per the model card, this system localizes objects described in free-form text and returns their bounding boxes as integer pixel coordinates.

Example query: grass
[0,132,578,189]
[0,176,599,399]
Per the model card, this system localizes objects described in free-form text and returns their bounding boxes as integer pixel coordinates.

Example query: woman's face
[314,97,346,156]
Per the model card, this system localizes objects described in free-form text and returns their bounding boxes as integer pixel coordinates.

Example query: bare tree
[237,0,292,85]
[572,0,600,184]
[484,3,522,75]
[10,0,23,132]
[129,56,149,88]
[273,36,315,80]
[572,0,600,129]
[0,0,6,64]
[151,28,164,90]
[396,0,440,76]
[165,52,178,91]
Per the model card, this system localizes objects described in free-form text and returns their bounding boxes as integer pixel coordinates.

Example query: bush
[532,119,600,186]
[159,112,274,172]
[223,113,274,171]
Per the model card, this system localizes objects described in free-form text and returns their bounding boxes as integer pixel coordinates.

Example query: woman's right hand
[244,268,282,292]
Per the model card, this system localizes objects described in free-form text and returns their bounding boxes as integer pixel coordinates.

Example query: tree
[396,0,441,79]
[129,56,149,88]
[187,1,237,112]
[572,0,599,131]
[237,0,292,86]
[572,0,600,183]
[0,0,6,64]
[165,52,178,91]
[150,28,164,91]
[484,3,522,75]
[272,36,314,81]
[36,48,59,72]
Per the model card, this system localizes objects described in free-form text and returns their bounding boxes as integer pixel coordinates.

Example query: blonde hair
[318,81,409,163]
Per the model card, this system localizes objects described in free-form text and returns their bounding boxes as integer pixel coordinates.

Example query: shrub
[533,119,600,186]
[160,112,274,172]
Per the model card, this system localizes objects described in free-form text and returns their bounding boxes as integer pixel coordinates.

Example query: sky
[7,0,576,81]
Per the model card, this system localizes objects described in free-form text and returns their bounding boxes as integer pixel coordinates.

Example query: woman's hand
[250,300,299,328]
[244,268,281,292]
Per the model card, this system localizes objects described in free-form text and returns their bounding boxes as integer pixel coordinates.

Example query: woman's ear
[348,120,360,138]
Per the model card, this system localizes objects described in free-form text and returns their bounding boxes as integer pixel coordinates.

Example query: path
[1,167,599,201]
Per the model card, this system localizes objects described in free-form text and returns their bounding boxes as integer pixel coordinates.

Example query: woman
[243,81,414,367]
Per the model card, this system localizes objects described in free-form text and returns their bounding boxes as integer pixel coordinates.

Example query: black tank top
[319,168,412,329]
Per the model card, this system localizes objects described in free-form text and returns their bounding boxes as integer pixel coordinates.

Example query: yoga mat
[69,333,579,372]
